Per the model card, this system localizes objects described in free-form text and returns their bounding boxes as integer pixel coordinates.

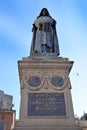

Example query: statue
[30,8,60,56]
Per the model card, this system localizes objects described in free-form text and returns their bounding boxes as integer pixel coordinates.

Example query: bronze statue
[30,8,60,56]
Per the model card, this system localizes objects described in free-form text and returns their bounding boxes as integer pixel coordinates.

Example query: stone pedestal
[14,54,81,130]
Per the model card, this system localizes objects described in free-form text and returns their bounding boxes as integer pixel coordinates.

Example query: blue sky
[0,0,87,119]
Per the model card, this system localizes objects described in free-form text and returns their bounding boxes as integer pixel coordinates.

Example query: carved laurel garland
[20,71,69,91]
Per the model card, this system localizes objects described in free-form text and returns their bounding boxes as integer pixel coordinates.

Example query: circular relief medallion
[51,76,64,87]
[28,76,41,87]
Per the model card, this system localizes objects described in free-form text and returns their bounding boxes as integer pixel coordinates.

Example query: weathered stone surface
[14,57,82,130]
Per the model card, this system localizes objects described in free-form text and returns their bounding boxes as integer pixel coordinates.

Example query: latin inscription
[28,93,66,116]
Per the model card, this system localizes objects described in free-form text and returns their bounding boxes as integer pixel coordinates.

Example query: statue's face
[42,9,47,16]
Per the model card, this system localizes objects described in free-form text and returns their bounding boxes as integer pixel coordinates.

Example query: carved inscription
[28,93,66,116]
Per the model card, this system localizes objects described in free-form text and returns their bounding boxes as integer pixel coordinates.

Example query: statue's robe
[30,16,60,55]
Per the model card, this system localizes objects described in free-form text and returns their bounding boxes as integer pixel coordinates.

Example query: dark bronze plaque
[28,93,66,116]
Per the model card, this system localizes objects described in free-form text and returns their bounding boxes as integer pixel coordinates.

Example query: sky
[0,0,87,119]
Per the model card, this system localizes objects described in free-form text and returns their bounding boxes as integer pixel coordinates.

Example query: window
[1,115,5,120]
[0,115,5,120]
[0,123,5,130]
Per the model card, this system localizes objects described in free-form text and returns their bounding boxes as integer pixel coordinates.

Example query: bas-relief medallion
[28,76,41,87]
[51,76,64,87]
[21,73,68,91]
[27,75,66,90]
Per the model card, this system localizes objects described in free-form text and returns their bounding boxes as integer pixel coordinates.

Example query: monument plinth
[14,8,82,130]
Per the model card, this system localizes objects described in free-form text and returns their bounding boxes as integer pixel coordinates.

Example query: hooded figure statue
[30,8,60,56]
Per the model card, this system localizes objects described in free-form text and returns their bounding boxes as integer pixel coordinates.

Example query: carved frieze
[20,71,69,91]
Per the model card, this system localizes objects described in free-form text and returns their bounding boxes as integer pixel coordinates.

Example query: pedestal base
[16,56,82,130]
[14,125,81,130]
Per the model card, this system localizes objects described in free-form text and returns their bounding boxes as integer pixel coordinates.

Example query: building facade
[0,90,15,130]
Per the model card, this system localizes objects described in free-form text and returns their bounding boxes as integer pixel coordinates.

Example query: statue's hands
[32,24,37,32]
[39,22,43,31]
[51,20,56,29]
